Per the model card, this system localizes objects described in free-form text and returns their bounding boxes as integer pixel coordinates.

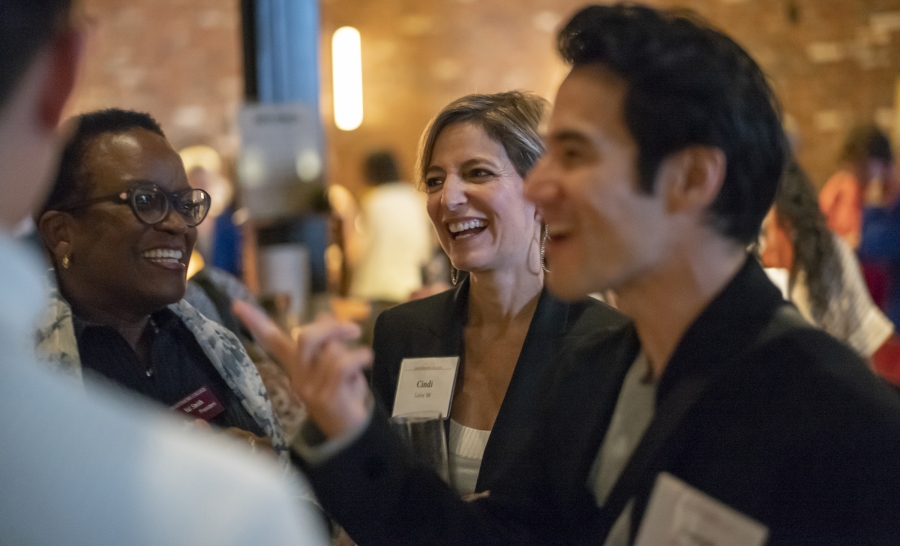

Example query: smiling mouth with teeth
[141,248,184,266]
[448,219,488,240]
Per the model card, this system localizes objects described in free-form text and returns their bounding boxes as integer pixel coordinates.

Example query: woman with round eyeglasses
[34,108,289,460]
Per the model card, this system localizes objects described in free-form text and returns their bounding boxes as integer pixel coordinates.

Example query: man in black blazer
[239,4,900,545]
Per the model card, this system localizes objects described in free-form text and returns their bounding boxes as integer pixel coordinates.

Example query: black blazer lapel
[476,289,571,492]
[370,280,468,413]
[595,262,798,541]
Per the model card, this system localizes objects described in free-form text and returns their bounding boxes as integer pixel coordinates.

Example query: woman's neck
[467,266,544,327]
[65,293,153,351]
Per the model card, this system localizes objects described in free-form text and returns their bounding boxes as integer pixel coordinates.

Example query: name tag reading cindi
[392,357,459,418]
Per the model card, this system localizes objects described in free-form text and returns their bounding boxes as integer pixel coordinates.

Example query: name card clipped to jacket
[392,357,459,418]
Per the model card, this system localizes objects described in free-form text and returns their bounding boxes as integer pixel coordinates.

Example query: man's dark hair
[364,151,401,185]
[0,0,72,108]
[41,108,166,214]
[558,4,786,244]
[842,124,892,165]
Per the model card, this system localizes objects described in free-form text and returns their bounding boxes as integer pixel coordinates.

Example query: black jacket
[370,278,628,492]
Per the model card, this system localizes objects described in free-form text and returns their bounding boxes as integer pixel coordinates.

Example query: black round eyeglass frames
[57,182,211,227]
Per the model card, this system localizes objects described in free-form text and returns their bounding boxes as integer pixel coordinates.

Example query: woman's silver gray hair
[414,91,549,190]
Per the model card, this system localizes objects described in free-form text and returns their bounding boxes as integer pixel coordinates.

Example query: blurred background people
[761,157,893,361]
[180,144,244,277]
[349,150,435,304]
[858,146,900,385]
[179,144,307,441]
[184,256,307,441]
[0,1,326,544]
[181,146,231,262]
[820,125,897,310]
[817,124,900,383]
[819,124,896,250]
[371,91,626,495]
[34,108,288,457]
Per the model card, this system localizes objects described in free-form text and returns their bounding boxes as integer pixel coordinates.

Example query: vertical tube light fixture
[332,26,363,131]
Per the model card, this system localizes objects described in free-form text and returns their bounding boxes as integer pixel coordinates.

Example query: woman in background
[761,157,893,360]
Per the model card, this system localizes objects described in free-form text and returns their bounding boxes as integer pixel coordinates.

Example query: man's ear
[37,26,86,130]
[659,146,727,214]
[37,210,73,267]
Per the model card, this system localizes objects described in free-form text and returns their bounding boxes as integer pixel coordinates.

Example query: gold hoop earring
[61,255,71,270]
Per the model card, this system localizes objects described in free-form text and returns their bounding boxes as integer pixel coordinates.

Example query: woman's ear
[37,210,72,267]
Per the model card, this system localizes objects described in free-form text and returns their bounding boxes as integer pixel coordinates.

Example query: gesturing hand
[233,301,373,439]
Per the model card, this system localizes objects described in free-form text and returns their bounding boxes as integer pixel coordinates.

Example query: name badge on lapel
[171,386,225,422]
[392,357,459,418]
[635,472,769,546]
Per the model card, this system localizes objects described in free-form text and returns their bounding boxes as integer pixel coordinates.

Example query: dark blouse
[74,308,264,436]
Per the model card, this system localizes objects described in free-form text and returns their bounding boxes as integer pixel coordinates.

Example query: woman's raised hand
[232,300,373,439]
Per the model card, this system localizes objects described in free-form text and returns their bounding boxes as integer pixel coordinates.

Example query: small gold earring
[61,255,71,269]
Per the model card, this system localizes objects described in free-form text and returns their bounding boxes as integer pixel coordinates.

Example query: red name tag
[171,386,224,421]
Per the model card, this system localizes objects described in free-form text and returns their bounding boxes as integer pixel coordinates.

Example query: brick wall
[66,0,243,158]
[322,0,900,192]
[67,0,900,195]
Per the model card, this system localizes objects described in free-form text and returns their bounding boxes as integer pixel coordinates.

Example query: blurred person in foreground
[369,92,625,496]
[760,157,893,360]
[0,3,327,542]
[237,4,900,545]
[34,108,289,459]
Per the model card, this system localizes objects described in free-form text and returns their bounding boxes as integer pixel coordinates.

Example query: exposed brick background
[67,0,900,197]
[66,0,243,158]
[322,0,900,192]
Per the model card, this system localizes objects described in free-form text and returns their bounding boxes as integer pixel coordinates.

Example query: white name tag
[635,473,769,546]
[392,357,459,418]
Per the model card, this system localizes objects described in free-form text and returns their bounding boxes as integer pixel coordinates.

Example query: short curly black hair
[558,4,786,244]
[40,108,166,215]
